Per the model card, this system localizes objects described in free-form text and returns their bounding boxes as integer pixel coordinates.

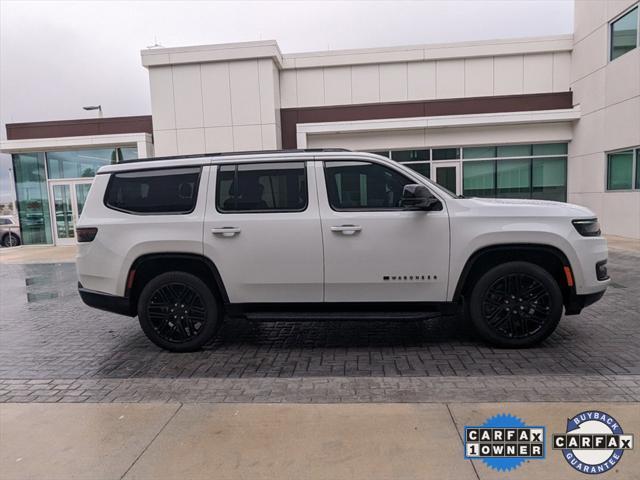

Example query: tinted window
[216,162,307,212]
[610,7,638,60]
[432,148,460,160]
[324,161,413,210]
[0,218,12,225]
[105,167,200,214]
[607,150,634,190]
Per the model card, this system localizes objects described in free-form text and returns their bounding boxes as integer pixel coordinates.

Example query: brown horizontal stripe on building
[6,115,153,141]
[280,92,573,149]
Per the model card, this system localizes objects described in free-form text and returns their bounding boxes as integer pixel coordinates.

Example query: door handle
[330,224,362,235]
[211,227,241,237]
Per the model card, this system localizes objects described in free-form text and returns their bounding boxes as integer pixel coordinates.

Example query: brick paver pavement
[0,249,638,403]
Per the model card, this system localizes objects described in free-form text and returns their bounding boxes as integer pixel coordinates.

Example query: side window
[216,162,307,213]
[104,167,201,214]
[324,161,414,210]
[610,6,638,61]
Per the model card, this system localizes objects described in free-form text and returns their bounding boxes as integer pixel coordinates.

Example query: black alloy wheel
[137,271,220,352]
[147,282,207,343]
[467,261,563,348]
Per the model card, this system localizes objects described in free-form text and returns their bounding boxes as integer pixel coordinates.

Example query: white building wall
[144,42,283,156]
[279,50,571,109]
[569,0,640,238]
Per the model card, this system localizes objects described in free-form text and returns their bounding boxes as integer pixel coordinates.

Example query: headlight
[572,218,601,237]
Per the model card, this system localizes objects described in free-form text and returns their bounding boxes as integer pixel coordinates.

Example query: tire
[2,233,20,248]
[137,271,220,352]
[467,261,563,348]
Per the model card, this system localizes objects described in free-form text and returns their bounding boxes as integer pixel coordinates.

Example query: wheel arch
[453,243,575,304]
[126,253,229,312]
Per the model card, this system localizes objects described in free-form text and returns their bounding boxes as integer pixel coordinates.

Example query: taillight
[76,227,98,242]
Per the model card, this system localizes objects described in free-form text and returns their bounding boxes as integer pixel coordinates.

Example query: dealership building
[1,0,639,244]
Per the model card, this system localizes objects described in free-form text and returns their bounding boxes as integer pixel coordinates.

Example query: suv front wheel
[467,261,563,348]
[137,271,220,352]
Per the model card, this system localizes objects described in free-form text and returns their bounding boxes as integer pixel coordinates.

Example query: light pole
[82,105,102,118]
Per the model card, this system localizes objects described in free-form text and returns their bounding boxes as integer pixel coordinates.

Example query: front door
[433,161,461,196]
[316,159,450,303]
[203,162,324,303]
[49,180,93,245]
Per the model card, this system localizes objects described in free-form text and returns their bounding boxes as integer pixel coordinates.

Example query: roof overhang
[296,107,580,147]
[0,133,152,155]
[141,40,283,68]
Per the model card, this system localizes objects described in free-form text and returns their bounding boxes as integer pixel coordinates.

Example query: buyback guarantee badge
[464,414,545,472]
[553,410,634,474]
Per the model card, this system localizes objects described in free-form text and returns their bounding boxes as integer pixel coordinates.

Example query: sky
[0,0,575,202]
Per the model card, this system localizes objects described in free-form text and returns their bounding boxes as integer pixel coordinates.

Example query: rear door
[316,158,450,303]
[203,160,323,303]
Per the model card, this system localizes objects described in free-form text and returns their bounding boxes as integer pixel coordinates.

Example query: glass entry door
[49,180,92,245]
[433,162,461,195]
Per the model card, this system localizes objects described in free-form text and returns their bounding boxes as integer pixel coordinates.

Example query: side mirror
[400,184,442,211]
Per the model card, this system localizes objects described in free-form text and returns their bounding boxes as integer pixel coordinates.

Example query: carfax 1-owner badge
[464,413,545,472]
[553,410,634,474]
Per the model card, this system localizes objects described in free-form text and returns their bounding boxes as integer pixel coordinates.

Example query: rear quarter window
[104,167,201,214]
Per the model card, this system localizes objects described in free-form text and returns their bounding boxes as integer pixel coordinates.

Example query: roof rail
[120,148,351,164]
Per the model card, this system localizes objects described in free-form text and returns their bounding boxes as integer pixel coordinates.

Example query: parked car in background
[0,216,21,247]
[76,149,609,352]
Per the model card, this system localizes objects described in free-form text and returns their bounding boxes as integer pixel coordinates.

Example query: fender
[452,243,573,302]
[127,252,230,304]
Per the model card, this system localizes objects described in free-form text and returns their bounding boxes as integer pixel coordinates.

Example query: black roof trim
[120,148,351,164]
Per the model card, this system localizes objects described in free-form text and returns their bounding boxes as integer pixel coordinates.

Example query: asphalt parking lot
[1,249,639,403]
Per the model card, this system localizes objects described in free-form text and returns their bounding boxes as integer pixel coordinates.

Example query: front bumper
[78,283,135,317]
[564,289,606,315]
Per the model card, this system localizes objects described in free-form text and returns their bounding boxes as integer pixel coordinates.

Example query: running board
[244,311,440,322]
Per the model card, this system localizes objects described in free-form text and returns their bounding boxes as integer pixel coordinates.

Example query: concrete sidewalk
[1,402,638,480]
[0,245,77,264]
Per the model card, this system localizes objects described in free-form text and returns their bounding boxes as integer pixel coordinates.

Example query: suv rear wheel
[137,271,220,352]
[2,233,20,248]
[467,261,562,348]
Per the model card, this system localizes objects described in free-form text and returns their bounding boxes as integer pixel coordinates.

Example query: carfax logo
[464,413,545,472]
[553,410,634,474]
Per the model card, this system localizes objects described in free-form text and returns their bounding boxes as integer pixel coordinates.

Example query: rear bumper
[78,283,134,317]
[564,289,606,315]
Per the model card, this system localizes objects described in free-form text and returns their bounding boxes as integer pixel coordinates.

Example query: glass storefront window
[46,148,117,179]
[11,153,53,245]
[497,145,531,157]
[532,143,568,156]
[610,7,638,60]
[432,148,460,160]
[607,150,634,190]
[463,146,496,159]
[118,146,138,161]
[497,159,531,198]
[369,151,390,158]
[404,162,430,178]
[367,143,568,200]
[391,150,429,161]
[532,157,567,201]
[463,160,495,197]
[636,149,640,189]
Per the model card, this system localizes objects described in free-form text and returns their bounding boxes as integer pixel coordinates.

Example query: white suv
[76,150,609,352]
